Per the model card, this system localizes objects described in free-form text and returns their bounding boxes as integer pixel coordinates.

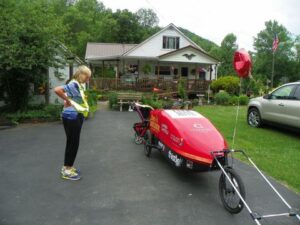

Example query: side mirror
[263,94,271,99]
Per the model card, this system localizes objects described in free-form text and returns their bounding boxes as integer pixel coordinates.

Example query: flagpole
[271,51,275,89]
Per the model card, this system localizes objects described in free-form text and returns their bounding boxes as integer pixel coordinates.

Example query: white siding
[126,27,195,57]
[48,64,81,104]
[160,48,217,64]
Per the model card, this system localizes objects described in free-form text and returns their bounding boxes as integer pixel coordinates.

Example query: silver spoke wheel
[247,108,262,128]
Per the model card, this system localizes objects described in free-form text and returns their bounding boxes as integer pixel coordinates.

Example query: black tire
[134,133,143,145]
[219,167,246,214]
[247,108,263,128]
[143,130,152,157]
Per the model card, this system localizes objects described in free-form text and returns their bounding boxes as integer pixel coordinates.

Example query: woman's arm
[54,86,72,107]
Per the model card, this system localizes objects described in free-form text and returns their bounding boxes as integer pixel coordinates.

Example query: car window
[293,85,300,100]
[271,84,297,100]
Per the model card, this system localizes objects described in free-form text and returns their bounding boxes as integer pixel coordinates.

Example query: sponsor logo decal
[165,110,203,119]
[150,114,160,132]
[193,123,204,129]
[158,141,165,151]
[170,134,183,146]
[168,150,183,167]
[161,123,169,135]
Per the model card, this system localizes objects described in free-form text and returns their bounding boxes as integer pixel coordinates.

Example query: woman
[54,65,91,180]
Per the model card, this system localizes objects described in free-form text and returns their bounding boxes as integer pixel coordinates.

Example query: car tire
[247,108,263,128]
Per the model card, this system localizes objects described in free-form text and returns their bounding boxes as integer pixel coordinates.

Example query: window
[271,85,297,100]
[163,36,180,49]
[293,85,300,100]
[155,66,171,75]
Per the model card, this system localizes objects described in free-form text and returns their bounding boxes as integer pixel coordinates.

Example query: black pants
[63,114,84,167]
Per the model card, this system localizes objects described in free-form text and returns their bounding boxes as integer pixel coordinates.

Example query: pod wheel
[219,167,245,214]
[134,133,143,145]
[143,130,152,157]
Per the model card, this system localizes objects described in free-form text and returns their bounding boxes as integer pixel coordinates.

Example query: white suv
[247,81,300,128]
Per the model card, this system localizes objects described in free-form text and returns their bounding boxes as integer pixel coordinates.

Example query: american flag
[272,33,279,52]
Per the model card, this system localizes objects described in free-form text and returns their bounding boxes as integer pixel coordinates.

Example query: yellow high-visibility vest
[68,80,89,117]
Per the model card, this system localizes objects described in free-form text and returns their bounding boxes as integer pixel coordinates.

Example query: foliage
[217,33,238,76]
[214,91,230,105]
[229,95,239,105]
[239,95,249,105]
[136,8,159,28]
[242,77,267,96]
[0,0,65,111]
[141,96,163,109]
[142,64,152,75]
[177,79,187,99]
[179,27,220,57]
[85,89,99,113]
[211,76,240,94]
[4,104,63,123]
[253,20,299,86]
[195,105,300,193]
[108,92,118,108]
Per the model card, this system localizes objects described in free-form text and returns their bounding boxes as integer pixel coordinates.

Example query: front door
[181,67,188,77]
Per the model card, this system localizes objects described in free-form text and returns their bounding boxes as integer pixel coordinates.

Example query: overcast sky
[100,0,300,51]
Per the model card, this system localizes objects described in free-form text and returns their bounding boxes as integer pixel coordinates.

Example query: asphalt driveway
[0,110,299,225]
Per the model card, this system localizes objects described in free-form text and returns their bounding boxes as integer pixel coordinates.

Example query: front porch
[89,77,211,94]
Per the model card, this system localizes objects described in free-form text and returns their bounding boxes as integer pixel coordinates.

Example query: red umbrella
[233,49,252,78]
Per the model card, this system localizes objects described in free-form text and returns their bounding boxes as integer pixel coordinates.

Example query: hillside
[179,27,220,57]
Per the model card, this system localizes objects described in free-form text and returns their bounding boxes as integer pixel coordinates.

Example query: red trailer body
[149,109,228,166]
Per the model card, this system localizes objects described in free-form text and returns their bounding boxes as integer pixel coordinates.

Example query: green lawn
[194,105,300,194]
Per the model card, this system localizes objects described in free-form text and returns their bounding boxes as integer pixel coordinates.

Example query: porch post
[157,62,160,80]
[209,65,212,80]
[137,59,140,79]
[102,60,104,76]
[117,60,120,78]
[215,64,218,80]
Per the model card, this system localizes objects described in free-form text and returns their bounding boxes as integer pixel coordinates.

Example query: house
[31,45,84,105]
[85,23,219,81]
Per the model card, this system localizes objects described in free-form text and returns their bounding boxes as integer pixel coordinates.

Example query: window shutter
[163,36,167,48]
[176,37,180,49]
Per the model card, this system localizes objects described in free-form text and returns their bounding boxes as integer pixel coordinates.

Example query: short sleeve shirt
[62,81,84,113]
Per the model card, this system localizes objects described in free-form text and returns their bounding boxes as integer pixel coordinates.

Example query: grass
[194,105,300,194]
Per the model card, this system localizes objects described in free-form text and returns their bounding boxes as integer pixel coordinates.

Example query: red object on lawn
[233,49,252,78]
[153,87,160,92]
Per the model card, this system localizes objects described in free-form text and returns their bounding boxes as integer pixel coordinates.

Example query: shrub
[239,95,249,105]
[85,89,99,113]
[211,76,240,95]
[178,79,187,99]
[215,91,230,105]
[150,100,163,109]
[229,96,239,105]
[44,104,63,119]
[108,92,118,108]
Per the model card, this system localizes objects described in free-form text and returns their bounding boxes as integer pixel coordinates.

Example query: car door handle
[278,103,284,106]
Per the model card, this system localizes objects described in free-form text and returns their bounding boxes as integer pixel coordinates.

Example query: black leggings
[63,114,84,167]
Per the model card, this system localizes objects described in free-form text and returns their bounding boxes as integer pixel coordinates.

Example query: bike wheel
[219,167,245,214]
[134,133,143,145]
[143,130,152,157]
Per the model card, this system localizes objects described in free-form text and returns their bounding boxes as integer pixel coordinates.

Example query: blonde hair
[73,65,92,83]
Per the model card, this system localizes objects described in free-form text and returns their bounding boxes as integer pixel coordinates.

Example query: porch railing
[89,78,211,93]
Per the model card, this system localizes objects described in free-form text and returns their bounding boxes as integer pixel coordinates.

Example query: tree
[218,33,238,76]
[136,8,159,28]
[0,0,65,111]
[112,9,143,44]
[253,20,297,85]
[62,0,106,57]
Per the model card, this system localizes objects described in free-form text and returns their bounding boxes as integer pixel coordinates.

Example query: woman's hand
[64,99,72,107]
[54,86,72,107]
